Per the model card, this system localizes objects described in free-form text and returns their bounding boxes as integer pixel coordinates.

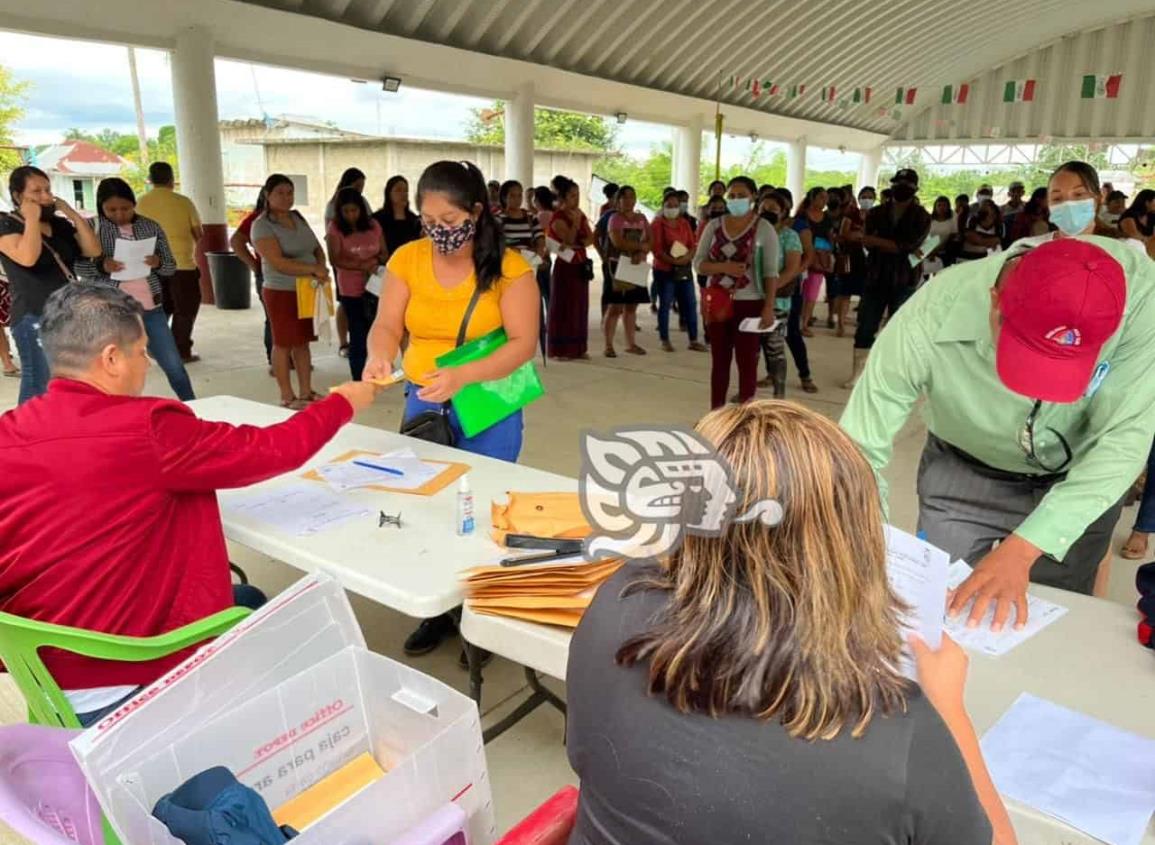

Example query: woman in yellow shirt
[364,160,538,461]
[365,159,538,658]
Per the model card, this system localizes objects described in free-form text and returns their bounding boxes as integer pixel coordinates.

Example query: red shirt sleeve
[149,395,355,492]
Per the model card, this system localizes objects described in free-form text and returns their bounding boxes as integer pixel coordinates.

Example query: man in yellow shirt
[137,162,203,363]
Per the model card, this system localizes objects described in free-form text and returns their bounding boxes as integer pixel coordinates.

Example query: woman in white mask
[1044,162,1107,241]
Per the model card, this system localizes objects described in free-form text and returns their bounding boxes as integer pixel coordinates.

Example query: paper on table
[884,525,950,676]
[670,240,689,259]
[739,317,779,333]
[614,257,649,287]
[982,692,1155,845]
[316,448,441,492]
[225,483,371,536]
[944,559,1068,656]
[518,249,542,269]
[909,234,941,268]
[111,236,158,282]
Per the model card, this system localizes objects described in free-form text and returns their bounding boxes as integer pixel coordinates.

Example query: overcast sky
[0,31,858,170]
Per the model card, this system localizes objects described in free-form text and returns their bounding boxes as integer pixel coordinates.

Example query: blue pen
[352,460,405,477]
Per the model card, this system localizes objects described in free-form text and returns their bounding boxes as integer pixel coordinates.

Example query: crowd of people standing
[6,156,1155,416]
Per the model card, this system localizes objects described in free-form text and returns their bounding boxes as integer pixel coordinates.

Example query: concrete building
[254,133,603,226]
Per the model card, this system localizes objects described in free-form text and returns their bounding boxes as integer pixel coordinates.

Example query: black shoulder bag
[398,284,484,446]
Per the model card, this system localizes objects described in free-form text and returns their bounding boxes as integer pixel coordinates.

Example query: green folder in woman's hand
[435,328,545,438]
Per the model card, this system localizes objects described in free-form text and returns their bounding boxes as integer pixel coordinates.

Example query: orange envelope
[272,752,385,831]
[490,492,592,544]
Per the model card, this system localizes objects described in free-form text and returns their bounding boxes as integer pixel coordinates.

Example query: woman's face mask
[859,197,875,210]
[1049,198,1097,236]
[662,205,680,219]
[726,196,752,216]
[424,217,476,255]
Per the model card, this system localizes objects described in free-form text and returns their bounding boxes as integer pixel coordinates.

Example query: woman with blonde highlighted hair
[566,400,1016,845]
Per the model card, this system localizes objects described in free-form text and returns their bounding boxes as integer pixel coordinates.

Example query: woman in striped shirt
[498,180,545,258]
[500,180,547,310]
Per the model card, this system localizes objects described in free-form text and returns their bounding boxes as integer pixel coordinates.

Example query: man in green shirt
[842,236,1153,631]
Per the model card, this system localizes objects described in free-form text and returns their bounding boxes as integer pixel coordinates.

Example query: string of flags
[717,72,1124,113]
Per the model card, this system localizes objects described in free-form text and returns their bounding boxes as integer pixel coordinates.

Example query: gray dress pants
[916,433,1124,595]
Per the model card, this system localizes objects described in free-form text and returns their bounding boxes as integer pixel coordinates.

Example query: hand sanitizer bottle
[456,475,475,536]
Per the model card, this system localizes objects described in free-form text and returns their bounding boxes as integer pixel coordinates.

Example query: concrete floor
[0,292,1145,842]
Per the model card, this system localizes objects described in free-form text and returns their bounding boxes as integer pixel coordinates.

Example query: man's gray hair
[40,284,145,373]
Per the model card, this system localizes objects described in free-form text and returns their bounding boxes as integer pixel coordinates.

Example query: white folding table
[461,584,1155,845]
[190,395,574,734]
[191,395,578,620]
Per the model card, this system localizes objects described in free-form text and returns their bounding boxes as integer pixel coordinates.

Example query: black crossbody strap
[455,283,484,348]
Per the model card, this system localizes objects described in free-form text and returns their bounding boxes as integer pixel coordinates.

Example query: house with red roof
[32,140,130,213]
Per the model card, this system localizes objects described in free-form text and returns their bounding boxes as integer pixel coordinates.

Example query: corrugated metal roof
[235,0,1155,137]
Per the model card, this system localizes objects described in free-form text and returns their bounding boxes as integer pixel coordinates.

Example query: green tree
[465,101,619,152]
[0,64,31,171]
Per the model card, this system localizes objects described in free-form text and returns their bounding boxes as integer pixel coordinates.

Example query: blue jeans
[654,269,699,342]
[1136,441,1155,533]
[142,308,195,401]
[403,384,523,462]
[11,313,50,405]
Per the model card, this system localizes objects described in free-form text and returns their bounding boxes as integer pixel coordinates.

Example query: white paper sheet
[909,234,941,268]
[225,483,372,536]
[545,237,562,254]
[111,236,158,281]
[670,240,689,259]
[614,257,649,287]
[557,247,576,263]
[884,527,950,669]
[739,317,780,333]
[982,693,1155,845]
[518,249,542,269]
[316,448,442,492]
[944,560,1068,656]
[365,265,386,296]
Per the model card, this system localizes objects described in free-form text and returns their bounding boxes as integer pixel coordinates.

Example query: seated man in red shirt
[0,284,379,725]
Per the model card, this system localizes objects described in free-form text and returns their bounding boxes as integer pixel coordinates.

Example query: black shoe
[403,614,457,656]
[459,647,493,670]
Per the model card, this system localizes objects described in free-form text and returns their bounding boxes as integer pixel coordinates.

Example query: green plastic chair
[0,606,250,845]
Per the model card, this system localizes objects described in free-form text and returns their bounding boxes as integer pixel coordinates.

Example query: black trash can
[206,251,252,310]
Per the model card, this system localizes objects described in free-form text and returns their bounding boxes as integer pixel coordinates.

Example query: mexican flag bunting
[895,87,917,105]
[752,78,762,97]
[820,85,837,102]
[1081,74,1121,99]
[1003,79,1037,102]
[764,80,781,96]
[941,83,969,104]
[788,84,806,98]
[852,87,871,104]
[726,74,740,89]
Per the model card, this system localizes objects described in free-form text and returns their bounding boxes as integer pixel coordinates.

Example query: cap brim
[996,325,1100,403]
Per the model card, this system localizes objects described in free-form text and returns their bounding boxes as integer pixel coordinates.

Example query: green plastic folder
[435,328,545,438]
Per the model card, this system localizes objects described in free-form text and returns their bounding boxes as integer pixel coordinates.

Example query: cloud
[0,30,876,171]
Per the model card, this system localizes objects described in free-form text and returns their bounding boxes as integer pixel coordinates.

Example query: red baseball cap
[996,239,1126,403]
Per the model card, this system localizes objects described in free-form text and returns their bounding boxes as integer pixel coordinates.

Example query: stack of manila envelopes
[462,558,623,628]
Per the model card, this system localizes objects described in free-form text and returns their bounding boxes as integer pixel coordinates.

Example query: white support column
[786,137,807,204]
[170,25,227,302]
[673,120,702,203]
[505,82,534,188]
[857,146,883,191]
